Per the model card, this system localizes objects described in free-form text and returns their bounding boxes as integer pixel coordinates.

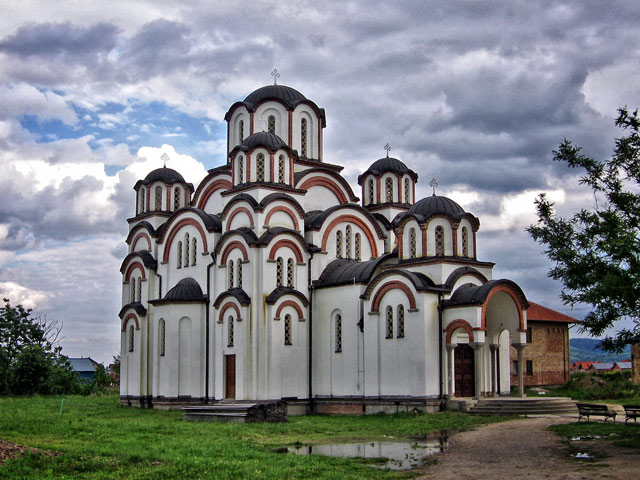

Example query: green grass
[0,395,504,479]
[551,421,640,451]
[532,371,640,404]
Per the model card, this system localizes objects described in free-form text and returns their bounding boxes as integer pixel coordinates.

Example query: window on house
[526,327,532,343]
[173,188,181,210]
[177,241,183,268]
[513,360,518,375]
[409,228,417,259]
[184,233,190,267]
[345,225,352,259]
[385,177,393,203]
[335,314,342,353]
[139,188,145,214]
[368,179,374,205]
[284,314,292,345]
[461,226,469,257]
[237,259,242,289]
[278,155,285,183]
[287,258,294,287]
[276,257,283,287]
[239,120,244,142]
[155,186,162,211]
[228,316,234,347]
[526,360,533,376]
[397,305,405,338]
[435,226,445,256]
[137,277,142,302]
[256,153,265,181]
[301,118,307,157]
[355,233,361,260]
[192,238,197,266]
[268,115,275,134]
[228,261,234,289]
[404,178,410,203]
[385,306,393,339]
[336,230,343,258]
[238,156,244,184]
[159,319,165,356]
[131,278,136,303]
[129,325,135,352]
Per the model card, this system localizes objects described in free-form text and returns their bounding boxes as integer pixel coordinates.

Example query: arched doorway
[454,343,475,397]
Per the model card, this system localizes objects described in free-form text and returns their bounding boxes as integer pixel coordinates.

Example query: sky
[0,1,639,365]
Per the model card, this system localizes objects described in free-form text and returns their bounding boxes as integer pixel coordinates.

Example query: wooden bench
[623,404,640,424]
[576,403,617,423]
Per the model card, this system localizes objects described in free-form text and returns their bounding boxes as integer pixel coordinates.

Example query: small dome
[164,278,204,301]
[407,195,465,218]
[243,84,307,109]
[239,132,289,152]
[358,157,418,184]
[143,167,186,184]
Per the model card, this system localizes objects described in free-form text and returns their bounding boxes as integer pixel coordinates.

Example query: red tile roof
[527,302,578,323]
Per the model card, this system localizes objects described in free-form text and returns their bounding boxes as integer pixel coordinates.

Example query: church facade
[119,83,531,412]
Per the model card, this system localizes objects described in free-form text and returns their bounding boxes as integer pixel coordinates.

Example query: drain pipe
[205,252,216,404]
[438,292,445,410]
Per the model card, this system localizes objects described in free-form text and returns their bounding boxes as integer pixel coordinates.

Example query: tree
[528,108,640,352]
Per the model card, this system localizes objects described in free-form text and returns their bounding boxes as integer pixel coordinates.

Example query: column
[513,343,526,397]
[489,344,498,397]
[445,344,455,398]
[471,342,484,400]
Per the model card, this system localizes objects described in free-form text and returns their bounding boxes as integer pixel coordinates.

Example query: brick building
[510,302,576,387]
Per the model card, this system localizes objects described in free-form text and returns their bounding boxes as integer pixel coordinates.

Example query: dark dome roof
[408,195,465,218]
[358,157,418,184]
[243,85,307,109]
[239,132,289,152]
[143,167,186,184]
[164,278,204,301]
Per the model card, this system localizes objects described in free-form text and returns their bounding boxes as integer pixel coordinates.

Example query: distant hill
[569,338,631,363]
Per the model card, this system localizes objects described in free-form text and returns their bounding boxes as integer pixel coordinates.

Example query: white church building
[119,83,531,413]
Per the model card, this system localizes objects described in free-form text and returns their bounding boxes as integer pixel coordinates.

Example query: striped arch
[196,179,232,209]
[218,301,242,323]
[267,238,304,263]
[299,177,348,204]
[220,241,249,265]
[321,214,379,257]
[444,319,475,344]
[275,299,305,320]
[161,218,209,262]
[225,206,255,230]
[122,313,140,331]
[371,281,417,313]
[264,205,300,231]
[124,261,146,281]
[481,284,526,331]
[130,232,152,252]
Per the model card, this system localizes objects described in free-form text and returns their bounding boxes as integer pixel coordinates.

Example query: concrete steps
[470,397,578,416]
[183,400,287,423]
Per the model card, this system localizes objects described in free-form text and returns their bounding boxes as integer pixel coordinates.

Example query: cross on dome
[384,143,391,158]
[161,152,170,168]
[271,68,280,85]
[430,178,439,196]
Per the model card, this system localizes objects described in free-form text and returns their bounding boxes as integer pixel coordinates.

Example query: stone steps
[470,397,578,416]
[183,400,287,423]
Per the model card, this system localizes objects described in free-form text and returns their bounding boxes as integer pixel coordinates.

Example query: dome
[407,195,465,218]
[243,84,307,109]
[143,167,186,185]
[164,278,204,302]
[358,157,418,184]
[239,132,289,152]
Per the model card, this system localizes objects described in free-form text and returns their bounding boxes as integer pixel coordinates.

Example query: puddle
[574,452,591,459]
[285,432,448,470]
[571,435,600,441]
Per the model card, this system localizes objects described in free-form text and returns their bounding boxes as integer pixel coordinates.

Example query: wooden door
[454,344,475,397]
[225,354,236,399]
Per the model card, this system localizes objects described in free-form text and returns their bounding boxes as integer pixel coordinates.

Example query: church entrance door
[225,354,236,399]
[454,344,475,397]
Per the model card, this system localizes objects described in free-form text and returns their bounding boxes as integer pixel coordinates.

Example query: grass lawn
[0,395,504,479]
[550,421,640,451]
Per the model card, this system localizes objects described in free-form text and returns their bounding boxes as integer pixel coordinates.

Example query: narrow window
[155,185,162,211]
[129,325,135,352]
[404,178,410,203]
[268,115,275,134]
[385,177,393,202]
[237,258,243,289]
[228,316,234,347]
[345,225,352,259]
[184,233,190,267]
[278,155,285,183]
[159,319,165,356]
[192,238,197,266]
[300,118,307,157]
[435,226,445,256]
[256,153,265,181]
[336,230,343,258]
[526,360,533,376]
[139,188,146,214]
[284,314,292,345]
[335,314,342,353]
[409,228,417,259]
[397,305,405,338]
[131,278,136,303]
[512,360,518,375]
[355,233,361,260]
[287,258,294,287]
[526,327,532,343]
[228,261,234,289]
[239,119,244,142]
[368,179,374,205]
[177,241,183,268]
[238,156,244,184]
[137,277,142,302]
[173,188,181,210]
[385,306,393,339]
[461,226,469,257]
[276,257,283,287]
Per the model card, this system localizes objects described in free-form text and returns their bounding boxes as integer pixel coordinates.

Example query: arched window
[137,277,142,302]
[404,178,410,203]
[461,226,469,257]
[184,233,190,267]
[237,259,243,289]
[385,177,393,203]
[336,230,343,258]
[228,261,234,289]
[128,324,135,352]
[192,238,197,266]
[345,225,352,259]
[130,278,136,303]
[409,228,417,259]
[238,156,244,184]
[385,306,393,339]
[256,153,265,181]
[284,314,292,345]
[287,258,294,287]
[155,186,162,211]
[300,118,307,157]
[368,179,374,205]
[139,188,146,214]
[239,120,244,142]
[227,316,234,347]
[278,155,285,183]
[177,241,183,268]
[173,188,181,210]
[335,314,342,353]
[355,233,361,260]
[159,319,165,356]
[276,257,283,287]
[435,226,445,256]
[397,305,405,338]
[268,115,275,134]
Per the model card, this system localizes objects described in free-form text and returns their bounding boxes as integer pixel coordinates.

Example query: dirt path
[418,416,640,479]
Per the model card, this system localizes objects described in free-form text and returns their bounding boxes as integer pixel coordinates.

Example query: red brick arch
[122,313,140,331]
[299,177,348,204]
[321,215,379,258]
[219,301,242,323]
[162,218,209,262]
[225,206,255,230]
[370,281,416,313]
[196,179,232,209]
[264,205,300,231]
[275,300,305,320]
[220,241,249,265]
[268,239,304,263]
[124,261,146,281]
[481,285,526,331]
[444,319,475,344]
[130,232,152,252]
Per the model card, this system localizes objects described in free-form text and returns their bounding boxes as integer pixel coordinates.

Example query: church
[119,82,536,413]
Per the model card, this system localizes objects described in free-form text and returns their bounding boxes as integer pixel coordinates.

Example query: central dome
[407,195,465,218]
[243,85,307,109]
[358,156,418,184]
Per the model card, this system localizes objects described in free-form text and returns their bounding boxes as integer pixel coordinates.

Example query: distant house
[588,362,615,373]
[68,357,101,382]
[571,361,593,372]
[613,361,632,371]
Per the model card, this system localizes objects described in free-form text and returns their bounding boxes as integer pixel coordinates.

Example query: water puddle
[284,432,449,470]
[574,452,591,459]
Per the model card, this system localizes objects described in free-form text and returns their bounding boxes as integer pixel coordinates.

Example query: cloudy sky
[1,1,638,364]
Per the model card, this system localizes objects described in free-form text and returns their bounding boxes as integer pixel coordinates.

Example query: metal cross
[430,178,438,196]
[384,143,391,158]
[271,68,280,85]
[161,152,170,168]
[258,114,267,132]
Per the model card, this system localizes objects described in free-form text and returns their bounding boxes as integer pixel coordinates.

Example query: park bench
[623,404,640,424]
[576,403,617,423]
